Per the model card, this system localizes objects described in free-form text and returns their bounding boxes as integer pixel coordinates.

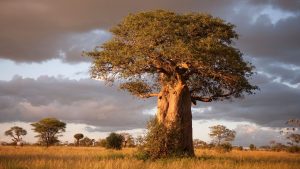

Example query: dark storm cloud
[246,0,300,12]
[0,76,155,130]
[1,0,299,64]
[234,14,300,65]
[193,73,300,127]
[0,0,236,62]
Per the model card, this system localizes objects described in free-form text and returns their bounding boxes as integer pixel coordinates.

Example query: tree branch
[138,93,159,98]
[191,91,236,105]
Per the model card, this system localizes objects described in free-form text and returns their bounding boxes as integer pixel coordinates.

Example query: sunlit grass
[0,146,299,169]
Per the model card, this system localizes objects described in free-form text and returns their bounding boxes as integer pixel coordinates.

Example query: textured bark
[157,82,194,156]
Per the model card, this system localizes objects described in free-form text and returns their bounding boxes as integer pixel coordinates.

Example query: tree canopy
[74,133,84,146]
[209,125,236,145]
[5,126,27,143]
[105,133,124,150]
[86,10,257,104]
[31,118,66,147]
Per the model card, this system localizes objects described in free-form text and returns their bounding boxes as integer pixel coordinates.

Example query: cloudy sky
[0,0,299,146]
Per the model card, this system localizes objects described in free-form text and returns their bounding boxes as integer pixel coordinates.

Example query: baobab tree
[86,10,257,156]
[74,133,84,146]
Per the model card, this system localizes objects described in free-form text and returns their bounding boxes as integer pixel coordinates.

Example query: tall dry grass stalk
[0,146,299,169]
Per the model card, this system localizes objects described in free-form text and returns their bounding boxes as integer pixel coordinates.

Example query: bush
[215,143,233,153]
[98,139,107,147]
[138,118,189,159]
[105,133,124,150]
[249,144,256,151]
[238,146,243,151]
[287,146,300,153]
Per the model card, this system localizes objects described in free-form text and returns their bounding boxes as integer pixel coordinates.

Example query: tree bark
[156,82,194,156]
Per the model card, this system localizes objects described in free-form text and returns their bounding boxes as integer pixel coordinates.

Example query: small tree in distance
[74,133,84,146]
[249,144,256,151]
[209,125,236,146]
[31,118,66,147]
[5,126,27,144]
[106,133,124,150]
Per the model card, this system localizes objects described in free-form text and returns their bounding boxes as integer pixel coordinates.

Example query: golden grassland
[0,146,299,169]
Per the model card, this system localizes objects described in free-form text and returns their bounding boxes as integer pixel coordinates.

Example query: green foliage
[215,143,233,153]
[86,9,257,103]
[238,146,243,151]
[193,139,208,149]
[249,144,256,151]
[120,133,135,147]
[31,117,66,147]
[286,133,300,146]
[106,133,124,150]
[4,126,27,143]
[138,118,190,159]
[74,133,84,146]
[287,146,300,153]
[209,125,236,145]
[80,137,94,146]
[98,139,107,147]
[270,143,287,152]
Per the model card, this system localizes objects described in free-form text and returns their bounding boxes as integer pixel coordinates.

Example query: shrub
[105,133,124,150]
[215,143,233,153]
[287,146,300,153]
[98,139,107,147]
[238,146,243,151]
[249,144,256,151]
[138,118,190,159]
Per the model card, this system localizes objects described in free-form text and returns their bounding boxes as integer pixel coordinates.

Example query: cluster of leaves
[4,126,27,143]
[74,133,84,146]
[249,144,256,151]
[215,142,233,153]
[209,125,236,145]
[105,133,124,150]
[86,9,257,103]
[31,118,66,147]
[80,137,95,146]
[137,118,190,159]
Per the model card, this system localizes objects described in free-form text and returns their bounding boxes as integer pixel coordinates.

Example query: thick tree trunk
[156,82,194,156]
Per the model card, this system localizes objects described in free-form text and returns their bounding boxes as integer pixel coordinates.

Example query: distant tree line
[2,118,300,153]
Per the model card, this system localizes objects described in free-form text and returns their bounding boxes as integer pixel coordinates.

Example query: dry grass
[0,146,299,169]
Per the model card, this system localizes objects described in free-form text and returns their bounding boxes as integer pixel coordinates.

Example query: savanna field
[0,146,299,169]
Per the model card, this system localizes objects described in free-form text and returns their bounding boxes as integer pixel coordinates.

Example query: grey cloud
[193,73,300,127]
[0,76,155,130]
[233,124,286,146]
[2,0,299,65]
[246,0,300,12]
[0,0,236,63]
[232,10,300,65]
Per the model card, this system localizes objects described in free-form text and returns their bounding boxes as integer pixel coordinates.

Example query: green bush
[98,139,107,147]
[287,146,300,153]
[105,133,124,150]
[215,143,233,153]
[138,118,187,159]
[249,144,256,151]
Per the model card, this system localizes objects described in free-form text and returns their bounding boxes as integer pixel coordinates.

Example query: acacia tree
[5,126,27,143]
[74,133,84,146]
[86,10,257,156]
[31,118,66,147]
[283,119,300,146]
[120,132,135,147]
[209,125,236,145]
